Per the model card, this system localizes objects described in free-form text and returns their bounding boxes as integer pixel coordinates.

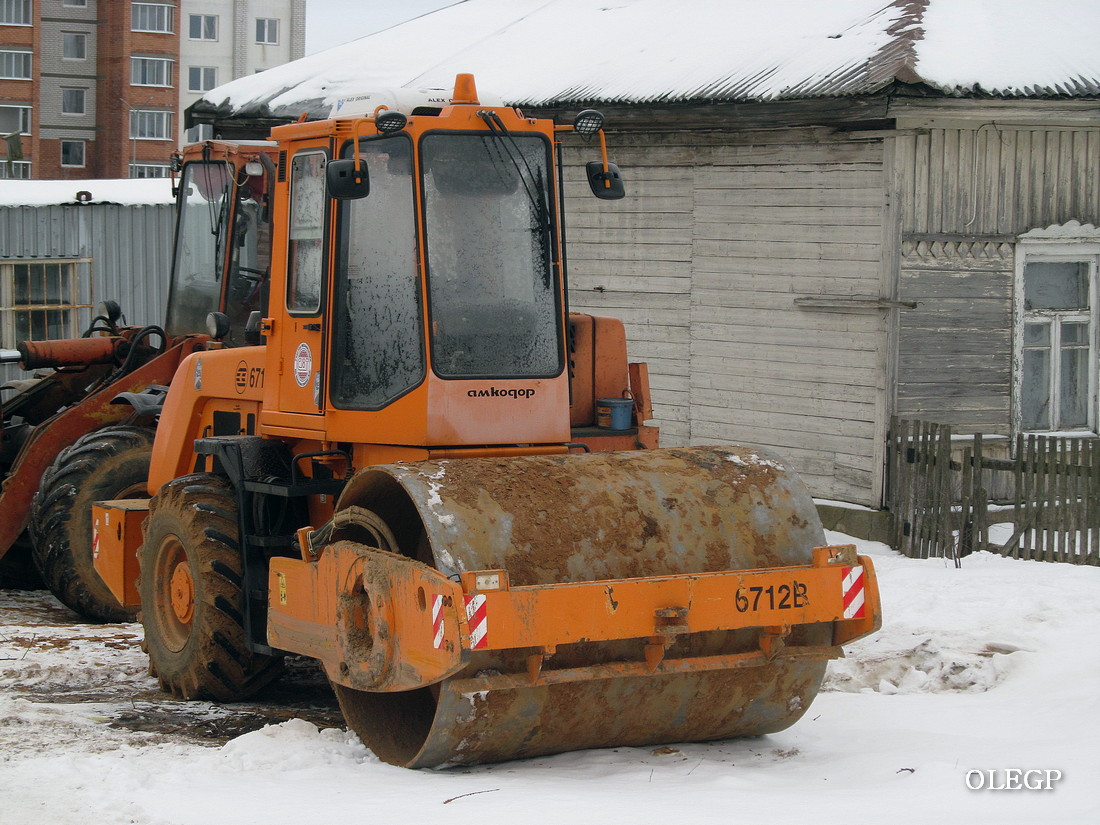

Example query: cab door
[277,149,329,415]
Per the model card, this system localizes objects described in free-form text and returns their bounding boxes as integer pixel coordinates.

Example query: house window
[256,17,278,44]
[131,56,173,87]
[0,262,88,347]
[0,160,31,178]
[188,65,216,92]
[1018,256,1099,433]
[132,3,174,33]
[0,0,31,26]
[62,32,87,60]
[63,0,87,6]
[129,163,170,178]
[0,104,31,135]
[129,109,171,139]
[0,49,31,79]
[60,89,85,116]
[60,139,85,167]
[188,13,217,40]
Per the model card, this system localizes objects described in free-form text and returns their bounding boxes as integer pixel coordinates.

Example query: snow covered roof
[190,0,1100,129]
[0,178,175,207]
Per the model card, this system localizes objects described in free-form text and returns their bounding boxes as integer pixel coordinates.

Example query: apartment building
[181,1,305,143]
[0,0,304,180]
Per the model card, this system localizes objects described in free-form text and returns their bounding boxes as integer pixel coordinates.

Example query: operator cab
[165,140,276,345]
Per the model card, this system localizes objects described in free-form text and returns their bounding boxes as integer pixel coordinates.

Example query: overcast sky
[304,0,462,54]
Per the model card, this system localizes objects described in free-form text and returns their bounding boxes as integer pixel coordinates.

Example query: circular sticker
[293,343,312,388]
[234,360,248,394]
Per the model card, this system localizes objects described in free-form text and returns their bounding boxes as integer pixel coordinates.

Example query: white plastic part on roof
[194,0,1100,124]
[0,178,175,208]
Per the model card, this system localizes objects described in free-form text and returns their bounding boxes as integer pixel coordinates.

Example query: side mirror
[326,159,370,200]
[586,161,625,200]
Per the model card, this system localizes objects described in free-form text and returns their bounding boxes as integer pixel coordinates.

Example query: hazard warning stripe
[464,594,488,649]
[431,594,445,649]
[841,566,866,619]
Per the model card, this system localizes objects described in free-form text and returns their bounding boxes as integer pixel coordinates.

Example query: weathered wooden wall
[563,127,889,505]
[893,119,1100,434]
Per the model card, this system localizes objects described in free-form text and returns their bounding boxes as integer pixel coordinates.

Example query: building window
[1,262,88,347]
[131,56,173,87]
[1017,254,1099,433]
[0,104,31,135]
[0,49,31,79]
[61,87,86,115]
[188,13,217,40]
[129,109,171,139]
[0,0,31,26]
[0,160,31,178]
[63,0,87,6]
[60,139,85,167]
[256,18,278,44]
[129,163,171,178]
[184,123,213,143]
[187,65,216,92]
[132,3,174,33]
[62,32,88,60]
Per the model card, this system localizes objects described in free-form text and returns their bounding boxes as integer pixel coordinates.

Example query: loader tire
[31,425,155,622]
[139,473,282,701]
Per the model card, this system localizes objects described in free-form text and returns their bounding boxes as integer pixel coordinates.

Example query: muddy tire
[31,425,155,622]
[139,473,282,701]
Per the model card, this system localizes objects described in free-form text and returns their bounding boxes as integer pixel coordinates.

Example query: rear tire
[139,473,282,701]
[31,425,155,622]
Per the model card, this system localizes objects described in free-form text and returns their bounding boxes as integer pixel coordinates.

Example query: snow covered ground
[1,532,1096,824]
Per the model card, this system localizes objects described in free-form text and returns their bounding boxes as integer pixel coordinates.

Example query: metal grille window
[129,109,171,139]
[188,65,216,92]
[60,140,85,167]
[0,50,31,79]
[129,163,170,178]
[61,88,85,115]
[0,262,90,347]
[131,56,173,87]
[1018,256,1099,433]
[256,17,278,44]
[0,105,31,135]
[188,13,217,40]
[132,3,174,33]
[0,0,31,25]
[62,32,87,60]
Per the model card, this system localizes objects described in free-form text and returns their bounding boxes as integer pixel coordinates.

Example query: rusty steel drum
[332,445,832,767]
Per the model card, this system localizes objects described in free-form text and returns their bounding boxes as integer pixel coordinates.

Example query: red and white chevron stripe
[432,594,445,649]
[841,565,866,619]
[464,594,488,649]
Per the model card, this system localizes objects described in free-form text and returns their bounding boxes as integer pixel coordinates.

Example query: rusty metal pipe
[17,336,124,370]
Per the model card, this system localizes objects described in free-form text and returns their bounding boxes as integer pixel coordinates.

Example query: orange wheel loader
[91,74,881,766]
[0,140,276,620]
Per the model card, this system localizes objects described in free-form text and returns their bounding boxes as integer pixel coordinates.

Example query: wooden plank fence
[886,417,1100,565]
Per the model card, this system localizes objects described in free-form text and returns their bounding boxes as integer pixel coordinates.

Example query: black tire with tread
[31,425,155,622]
[139,473,282,701]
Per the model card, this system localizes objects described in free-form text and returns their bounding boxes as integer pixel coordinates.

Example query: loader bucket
[325,446,838,768]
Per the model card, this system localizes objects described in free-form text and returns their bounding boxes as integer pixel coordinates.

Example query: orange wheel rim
[169,562,195,624]
[154,534,193,652]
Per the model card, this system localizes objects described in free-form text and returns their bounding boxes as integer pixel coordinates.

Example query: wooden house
[186,0,1100,507]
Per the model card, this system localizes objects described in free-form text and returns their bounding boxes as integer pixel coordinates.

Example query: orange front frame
[268,543,882,694]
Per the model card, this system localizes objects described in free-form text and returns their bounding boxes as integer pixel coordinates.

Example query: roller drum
[334,445,831,767]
